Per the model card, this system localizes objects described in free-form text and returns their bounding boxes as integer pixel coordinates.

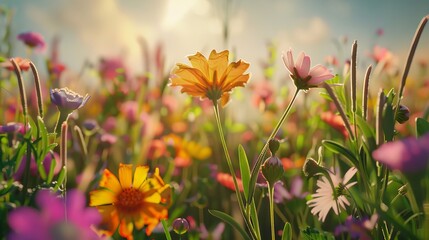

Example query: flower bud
[394,104,410,124]
[172,218,189,235]
[268,138,280,155]
[262,155,284,186]
[302,158,325,178]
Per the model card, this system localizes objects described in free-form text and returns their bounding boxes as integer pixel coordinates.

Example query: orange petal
[188,52,210,80]
[119,218,134,240]
[119,163,133,189]
[208,50,229,79]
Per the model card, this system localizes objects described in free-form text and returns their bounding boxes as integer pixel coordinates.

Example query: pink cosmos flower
[307,167,357,222]
[282,49,334,90]
[17,32,46,52]
[251,80,274,110]
[372,133,429,173]
[8,189,102,240]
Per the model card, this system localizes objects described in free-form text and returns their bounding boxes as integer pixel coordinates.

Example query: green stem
[54,111,69,135]
[248,89,300,203]
[212,102,259,240]
[268,183,276,240]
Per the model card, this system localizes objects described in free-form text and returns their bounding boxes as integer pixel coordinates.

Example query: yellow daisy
[170,50,250,106]
[90,164,171,239]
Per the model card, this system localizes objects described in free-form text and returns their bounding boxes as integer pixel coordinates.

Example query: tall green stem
[212,102,258,240]
[268,183,275,240]
[248,88,300,203]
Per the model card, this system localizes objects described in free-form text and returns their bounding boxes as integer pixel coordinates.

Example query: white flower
[307,167,357,222]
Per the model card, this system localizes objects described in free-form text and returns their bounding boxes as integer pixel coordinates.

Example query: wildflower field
[1,2,429,240]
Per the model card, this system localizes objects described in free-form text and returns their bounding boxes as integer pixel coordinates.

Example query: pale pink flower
[282,49,334,89]
[307,167,357,222]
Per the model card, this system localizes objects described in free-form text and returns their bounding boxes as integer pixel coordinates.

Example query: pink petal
[308,65,334,85]
[342,167,357,184]
[282,49,294,74]
[295,53,310,78]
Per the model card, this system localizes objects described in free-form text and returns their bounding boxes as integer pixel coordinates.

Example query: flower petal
[119,163,133,189]
[343,167,358,184]
[89,189,116,206]
[133,165,149,189]
[282,49,295,74]
[296,54,311,78]
[308,64,334,85]
[100,168,122,194]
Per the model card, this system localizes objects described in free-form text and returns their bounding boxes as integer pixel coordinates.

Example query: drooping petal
[118,218,134,240]
[119,163,133,189]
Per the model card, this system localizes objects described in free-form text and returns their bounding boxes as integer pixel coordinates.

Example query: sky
[2,0,429,83]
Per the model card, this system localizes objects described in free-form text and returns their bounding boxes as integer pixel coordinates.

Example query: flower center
[334,183,346,199]
[116,187,144,212]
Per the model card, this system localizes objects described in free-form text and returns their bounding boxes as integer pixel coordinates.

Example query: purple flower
[50,88,90,113]
[8,189,102,240]
[372,133,429,173]
[17,32,46,51]
[14,152,61,180]
[0,122,24,134]
[335,215,378,240]
[274,177,308,203]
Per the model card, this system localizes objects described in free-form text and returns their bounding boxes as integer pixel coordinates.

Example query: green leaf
[281,222,292,240]
[301,227,335,240]
[416,118,429,137]
[161,219,172,240]
[46,154,57,183]
[238,145,250,201]
[209,209,251,240]
[322,140,358,167]
[355,115,377,152]
[53,166,67,191]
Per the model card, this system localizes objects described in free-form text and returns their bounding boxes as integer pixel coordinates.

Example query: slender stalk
[395,15,429,116]
[10,58,28,127]
[29,62,44,118]
[248,88,300,203]
[350,41,358,140]
[362,65,372,120]
[268,183,276,240]
[60,122,68,222]
[212,102,258,240]
[323,83,355,140]
[375,89,385,146]
[54,111,69,135]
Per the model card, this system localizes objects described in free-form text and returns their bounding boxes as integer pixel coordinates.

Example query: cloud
[292,17,330,44]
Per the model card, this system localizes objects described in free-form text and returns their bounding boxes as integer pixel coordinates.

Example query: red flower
[216,172,243,192]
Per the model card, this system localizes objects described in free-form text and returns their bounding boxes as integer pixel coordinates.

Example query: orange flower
[216,172,244,192]
[164,134,212,168]
[170,50,250,106]
[320,111,349,138]
[90,164,171,239]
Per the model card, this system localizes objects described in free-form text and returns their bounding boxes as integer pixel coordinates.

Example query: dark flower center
[116,187,144,212]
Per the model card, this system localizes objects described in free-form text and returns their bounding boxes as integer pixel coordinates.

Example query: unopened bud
[394,104,410,124]
[268,139,280,155]
[172,218,189,235]
[302,158,325,178]
[262,155,284,185]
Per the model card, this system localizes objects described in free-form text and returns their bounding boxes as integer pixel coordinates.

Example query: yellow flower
[89,164,171,239]
[170,50,250,106]
[164,134,212,167]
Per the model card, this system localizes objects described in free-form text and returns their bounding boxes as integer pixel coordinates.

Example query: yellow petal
[209,50,229,80]
[89,189,116,206]
[99,169,121,194]
[119,163,133,189]
[188,52,210,80]
[143,191,162,203]
[133,165,149,189]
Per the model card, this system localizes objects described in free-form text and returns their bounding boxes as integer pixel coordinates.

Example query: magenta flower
[99,56,129,81]
[50,87,90,113]
[372,133,429,173]
[8,189,102,240]
[0,122,24,134]
[14,152,61,180]
[17,32,46,52]
[274,177,308,203]
[335,215,378,240]
[282,49,334,90]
